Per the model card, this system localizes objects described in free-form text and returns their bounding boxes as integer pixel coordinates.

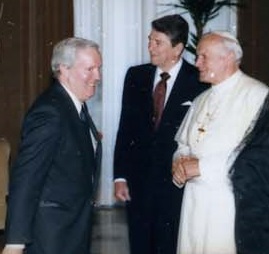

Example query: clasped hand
[172,156,200,185]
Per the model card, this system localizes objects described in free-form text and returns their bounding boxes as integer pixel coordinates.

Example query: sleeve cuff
[5,244,25,249]
[114,178,126,183]
[172,179,184,188]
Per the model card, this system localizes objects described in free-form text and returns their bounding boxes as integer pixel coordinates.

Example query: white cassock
[173,70,268,254]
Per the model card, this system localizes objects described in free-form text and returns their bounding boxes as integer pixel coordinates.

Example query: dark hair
[151,14,189,47]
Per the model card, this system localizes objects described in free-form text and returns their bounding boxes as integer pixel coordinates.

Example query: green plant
[161,0,244,55]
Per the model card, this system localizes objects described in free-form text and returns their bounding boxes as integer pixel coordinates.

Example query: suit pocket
[181,101,192,106]
[39,200,62,208]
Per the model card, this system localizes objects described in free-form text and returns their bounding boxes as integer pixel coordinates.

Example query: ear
[222,51,237,71]
[59,64,69,77]
[174,42,184,58]
[225,49,235,61]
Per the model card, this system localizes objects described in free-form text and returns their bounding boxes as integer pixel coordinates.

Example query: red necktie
[153,72,170,129]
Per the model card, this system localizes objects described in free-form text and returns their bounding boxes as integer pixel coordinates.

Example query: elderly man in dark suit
[113,14,208,254]
[2,37,102,254]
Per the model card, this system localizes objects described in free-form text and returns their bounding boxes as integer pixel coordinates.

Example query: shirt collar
[211,70,242,95]
[156,58,183,79]
[61,83,83,114]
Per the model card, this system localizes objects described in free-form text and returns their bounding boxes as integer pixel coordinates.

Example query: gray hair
[211,31,243,64]
[51,37,100,77]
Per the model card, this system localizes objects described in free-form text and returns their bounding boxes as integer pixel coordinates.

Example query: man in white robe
[172,31,269,254]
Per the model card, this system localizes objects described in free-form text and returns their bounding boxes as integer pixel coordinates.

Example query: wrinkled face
[60,47,102,102]
[195,36,228,84]
[148,29,183,71]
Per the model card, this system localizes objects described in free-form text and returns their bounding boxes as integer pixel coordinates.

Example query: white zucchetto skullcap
[211,30,239,44]
[207,30,243,63]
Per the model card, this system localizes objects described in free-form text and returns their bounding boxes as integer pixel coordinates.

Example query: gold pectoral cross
[198,127,205,133]
[196,126,206,143]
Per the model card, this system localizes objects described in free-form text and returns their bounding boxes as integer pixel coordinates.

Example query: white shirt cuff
[5,244,25,249]
[114,178,126,182]
[172,179,184,188]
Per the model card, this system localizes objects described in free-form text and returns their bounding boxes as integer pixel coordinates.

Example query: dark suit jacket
[114,60,208,222]
[5,80,100,254]
[231,94,269,254]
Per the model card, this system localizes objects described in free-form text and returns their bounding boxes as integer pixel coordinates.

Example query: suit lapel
[53,82,95,160]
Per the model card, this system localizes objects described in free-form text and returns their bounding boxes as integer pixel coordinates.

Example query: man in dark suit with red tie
[2,37,102,254]
[114,14,208,254]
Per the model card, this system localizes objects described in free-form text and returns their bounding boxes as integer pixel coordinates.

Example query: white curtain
[73,0,156,206]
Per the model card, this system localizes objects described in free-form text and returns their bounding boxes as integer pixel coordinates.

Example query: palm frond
[161,0,245,55]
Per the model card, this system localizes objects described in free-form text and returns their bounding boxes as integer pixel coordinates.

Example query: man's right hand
[2,246,24,254]
[114,181,131,202]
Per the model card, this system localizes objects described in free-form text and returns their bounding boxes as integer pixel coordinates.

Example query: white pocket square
[181,101,192,106]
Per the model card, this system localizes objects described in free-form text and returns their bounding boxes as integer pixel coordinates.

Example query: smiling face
[59,47,102,102]
[148,29,183,72]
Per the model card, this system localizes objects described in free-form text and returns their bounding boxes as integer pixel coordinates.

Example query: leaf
[161,0,245,56]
